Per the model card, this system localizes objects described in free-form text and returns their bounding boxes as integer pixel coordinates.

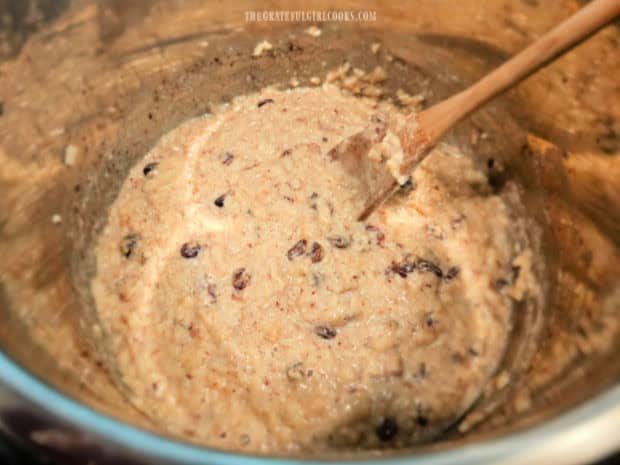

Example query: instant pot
[0,1,619,464]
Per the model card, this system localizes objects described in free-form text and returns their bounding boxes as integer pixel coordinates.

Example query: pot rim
[0,350,618,465]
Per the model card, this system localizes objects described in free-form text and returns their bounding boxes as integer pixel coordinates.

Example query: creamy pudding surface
[92,85,535,453]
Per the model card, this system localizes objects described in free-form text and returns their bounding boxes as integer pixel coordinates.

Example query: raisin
[180,242,201,258]
[257,98,274,108]
[286,362,306,381]
[309,192,319,210]
[416,258,443,278]
[495,278,509,292]
[143,162,159,177]
[375,417,399,441]
[488,169,507,193]
[416,416,429,427]
[219,152,234,165]
[232,268,251,290]
[314,325,337,339]
[308,242,324,263]
[399,177,415,194]
[214,194,226,208]
[327,235,350,249]
[387,261,408,278]
[365,224,385,246]
[287,239,307,260]
[120,234,140,259]
[444,266,460,281]
[387,255,416,278]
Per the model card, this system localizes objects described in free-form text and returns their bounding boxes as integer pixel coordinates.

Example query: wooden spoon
[328,0,620,221]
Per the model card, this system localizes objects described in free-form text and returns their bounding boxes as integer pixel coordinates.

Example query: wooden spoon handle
[412,0,620,148]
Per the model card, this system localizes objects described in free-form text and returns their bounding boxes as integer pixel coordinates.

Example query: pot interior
[0,0,619,459]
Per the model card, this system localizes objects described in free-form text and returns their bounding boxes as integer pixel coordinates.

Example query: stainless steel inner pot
[0,1,618,464]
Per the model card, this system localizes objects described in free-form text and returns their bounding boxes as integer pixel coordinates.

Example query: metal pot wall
[0,1,618,464]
